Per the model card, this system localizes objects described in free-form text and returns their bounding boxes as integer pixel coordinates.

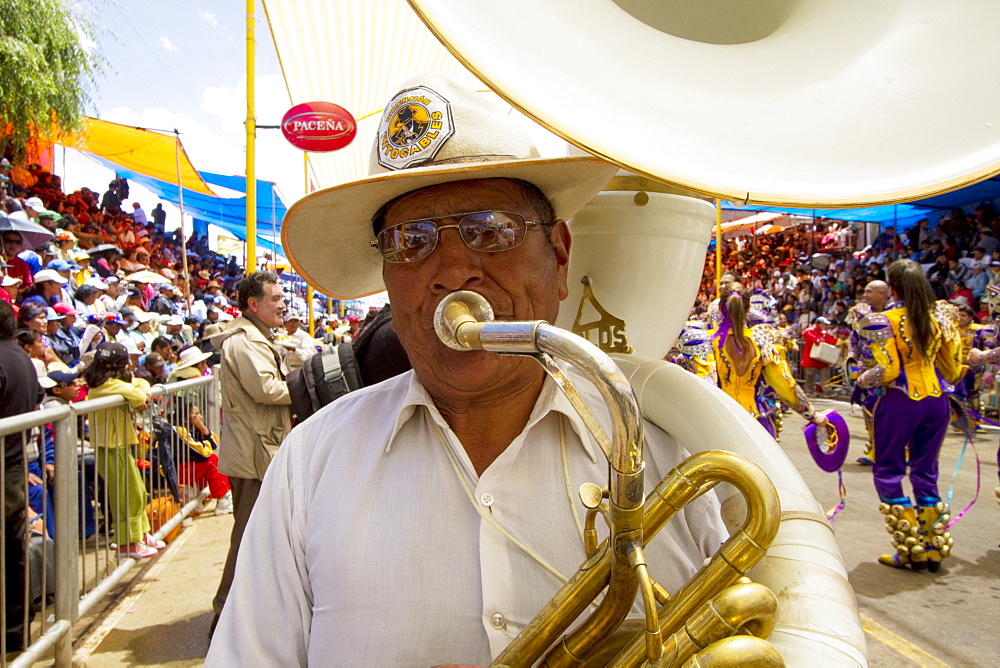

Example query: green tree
[0,0,99,161]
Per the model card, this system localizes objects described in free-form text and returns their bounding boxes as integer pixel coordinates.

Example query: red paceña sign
[281,102,357,152]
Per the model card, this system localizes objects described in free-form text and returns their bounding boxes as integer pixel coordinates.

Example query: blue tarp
[87,155,287,257]
[723,176,1000,230]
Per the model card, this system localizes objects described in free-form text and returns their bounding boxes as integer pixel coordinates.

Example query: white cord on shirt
[430,409,584,586]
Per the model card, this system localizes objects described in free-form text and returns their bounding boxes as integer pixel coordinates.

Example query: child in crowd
[84,341,165,559]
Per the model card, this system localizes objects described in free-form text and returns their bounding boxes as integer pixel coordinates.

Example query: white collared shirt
[207,367,727,667]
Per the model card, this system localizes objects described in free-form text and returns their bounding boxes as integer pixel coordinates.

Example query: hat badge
[377,85,455,171]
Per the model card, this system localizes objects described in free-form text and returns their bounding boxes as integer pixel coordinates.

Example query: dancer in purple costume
[855,260,966,572]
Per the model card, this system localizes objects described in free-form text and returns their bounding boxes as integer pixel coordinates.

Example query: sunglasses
[2,236,22,245]
[372,210,547,264]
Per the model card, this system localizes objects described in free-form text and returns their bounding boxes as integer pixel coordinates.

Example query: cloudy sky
[62,0,306,240]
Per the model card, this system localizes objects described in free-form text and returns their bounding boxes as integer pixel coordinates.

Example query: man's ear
[245,296,258,315]
[551,219,572,302]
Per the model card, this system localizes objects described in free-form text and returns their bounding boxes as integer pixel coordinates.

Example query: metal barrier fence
[1,373,219,667]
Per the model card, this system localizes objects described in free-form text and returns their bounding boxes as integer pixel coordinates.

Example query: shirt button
[490,612,507,631]
[480,492,495,507]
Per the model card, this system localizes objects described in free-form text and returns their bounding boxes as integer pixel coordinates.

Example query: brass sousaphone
[410,1,1000,666]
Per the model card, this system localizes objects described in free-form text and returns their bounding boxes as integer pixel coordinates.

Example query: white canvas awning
[263,0,560,191]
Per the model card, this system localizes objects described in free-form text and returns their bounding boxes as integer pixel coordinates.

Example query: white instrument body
[409,0,1000,206]
[619,356,867,666]
[555,188,714,359]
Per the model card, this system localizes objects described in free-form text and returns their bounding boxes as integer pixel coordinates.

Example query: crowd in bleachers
[690,204,1000,338]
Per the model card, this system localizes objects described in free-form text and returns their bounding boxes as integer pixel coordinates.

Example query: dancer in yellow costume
[710,282,827,438]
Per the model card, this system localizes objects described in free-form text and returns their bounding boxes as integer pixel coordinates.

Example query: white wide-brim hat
[282,73,617,299]
[174,346,212,371]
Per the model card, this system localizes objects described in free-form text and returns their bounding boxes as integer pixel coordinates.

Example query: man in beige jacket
[209,271,291,635]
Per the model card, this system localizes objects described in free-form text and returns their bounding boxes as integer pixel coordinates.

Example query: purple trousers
[871,388,949,505]
[757,415,777,439]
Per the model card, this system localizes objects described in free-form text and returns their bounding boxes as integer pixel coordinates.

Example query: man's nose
[430,227,484,293]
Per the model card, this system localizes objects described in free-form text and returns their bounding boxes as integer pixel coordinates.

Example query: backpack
[287,341,363,423]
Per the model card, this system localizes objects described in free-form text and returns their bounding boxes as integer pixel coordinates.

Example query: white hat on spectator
[165,315,184,326]
[32,359,56,389]
[24,197,46,213]
[33,269,68,284]
[122,339,142,357]
[174,345,212,371]
[84,277,109,290]
[1,275,22,288]
[133,310,156,323]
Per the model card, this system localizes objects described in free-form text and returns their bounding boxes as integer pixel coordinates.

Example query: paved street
[784,396,1000,667]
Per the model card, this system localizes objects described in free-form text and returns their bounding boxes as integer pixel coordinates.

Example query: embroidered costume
[855,301,965,571]
[711,323,817,437]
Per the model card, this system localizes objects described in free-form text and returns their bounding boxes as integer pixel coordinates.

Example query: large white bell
[555,181,715,359]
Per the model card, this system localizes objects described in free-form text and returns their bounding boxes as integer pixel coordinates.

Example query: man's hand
[44,463,55,484]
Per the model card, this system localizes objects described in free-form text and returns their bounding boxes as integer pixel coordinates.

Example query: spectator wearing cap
[35,208,59,232]
[43,306,78,368]
[72,251,93,287]
[102,311,133,349]
[46,259,79,305]
[134,351,168,385]
[101,276,124,310]
[2,273,23,306]
[158,314,185,348]
[55,230,78,263]
[147,283,176,316]
[987,260,1000,290]
[205,280,227,308]
[73,283,105,320]
[2,230,34,287]
[128,310,157,353]
[19,269,66,308]
[84,342,163,559]
[22,196,46,221]
[39,368,96,539]
[52,302,82,354]
[275,312,318,371]
[120,283,143,311]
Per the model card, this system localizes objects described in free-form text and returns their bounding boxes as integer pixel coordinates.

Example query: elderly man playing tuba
[206,74,727,666]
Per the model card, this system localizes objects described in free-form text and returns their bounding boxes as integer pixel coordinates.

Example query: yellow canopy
[58,118,216,196]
